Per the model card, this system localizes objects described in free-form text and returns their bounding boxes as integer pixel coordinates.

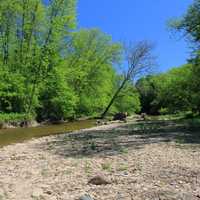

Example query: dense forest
[0,0,141,122]
[0,0,200,123]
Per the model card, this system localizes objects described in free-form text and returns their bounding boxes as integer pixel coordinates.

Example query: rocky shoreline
[0,116,108,129]
[0,120,39,129]
[0,120,200,200]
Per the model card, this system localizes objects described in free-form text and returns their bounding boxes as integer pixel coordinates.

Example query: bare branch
[125,41,156,80]
[101,40,156,118]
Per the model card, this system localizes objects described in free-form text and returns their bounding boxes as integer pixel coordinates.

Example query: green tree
[137,64,194,115]
[64,29,122,116]
[169,0,200,114]
[101,41,155,118]
[136,75,157,114]
[37,68,77,121]
[114,79,141,114]
[0,0,77,118]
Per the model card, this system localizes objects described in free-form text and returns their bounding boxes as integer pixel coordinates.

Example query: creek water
[0,120,96,147]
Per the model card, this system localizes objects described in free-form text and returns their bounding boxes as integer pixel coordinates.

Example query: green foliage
[37,69,77,121]
[0,113,33,123]
[0,1,139,122]
[114,80,141,114]
[137,64,195,115]
[169,0,200,43]
[0,68,26,113]
[136,75,158,114]
[168,0,200,115]
[101,162,112,172]
[0,0,77,116]
[159,108,170,115]
[64,29,123,116]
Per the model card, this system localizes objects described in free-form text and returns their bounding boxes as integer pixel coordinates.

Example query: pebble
[88,174,111,185]
[79,194,94,200]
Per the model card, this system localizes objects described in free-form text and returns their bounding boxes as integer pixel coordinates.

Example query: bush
[159,107,170,115]
[0,113,33,123]
[184,112,196,119]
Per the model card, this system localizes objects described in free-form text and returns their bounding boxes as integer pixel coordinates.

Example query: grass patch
[101,162,112,172]
[84,161,92,174]
[149,113,186,121]
[117,164,128,171]
[41,168,49,177]
[119,147,129,154]
[64,169,72,175]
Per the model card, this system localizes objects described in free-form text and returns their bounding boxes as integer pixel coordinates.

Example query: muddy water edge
[0,120,96,147]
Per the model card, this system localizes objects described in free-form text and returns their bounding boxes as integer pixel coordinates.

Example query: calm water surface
[0,120,96,147]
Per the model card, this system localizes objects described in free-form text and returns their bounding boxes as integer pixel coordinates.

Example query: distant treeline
[136,64,199,115]
[136,0,200,116]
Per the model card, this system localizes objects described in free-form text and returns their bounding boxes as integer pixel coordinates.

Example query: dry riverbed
[0,119,200,200]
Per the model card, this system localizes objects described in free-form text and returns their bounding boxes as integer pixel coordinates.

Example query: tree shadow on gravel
[36,119,200,158]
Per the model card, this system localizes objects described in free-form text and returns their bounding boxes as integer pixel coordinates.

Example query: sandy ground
[0,120,200,200]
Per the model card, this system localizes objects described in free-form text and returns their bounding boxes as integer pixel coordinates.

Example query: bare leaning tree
[101,40,156,119]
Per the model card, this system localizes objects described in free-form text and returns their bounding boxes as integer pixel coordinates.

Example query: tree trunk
[101,78,127,119]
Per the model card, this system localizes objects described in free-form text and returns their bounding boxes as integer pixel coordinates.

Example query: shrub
[0,113,33,123]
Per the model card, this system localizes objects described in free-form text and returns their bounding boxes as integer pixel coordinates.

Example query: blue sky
[77,0,193,72]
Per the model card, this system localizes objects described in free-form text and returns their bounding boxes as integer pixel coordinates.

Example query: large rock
[20,120,39,128]
[113,112,127,121]
[88,174,111,185]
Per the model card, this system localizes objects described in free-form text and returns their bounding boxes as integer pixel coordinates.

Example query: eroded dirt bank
[0,120,200,200]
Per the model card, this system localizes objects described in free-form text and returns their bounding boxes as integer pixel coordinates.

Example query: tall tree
[101,41,155,118]
[26,0,76,114]
[0,0,77,115]
[169,0,200,114]
[64,29,122,116]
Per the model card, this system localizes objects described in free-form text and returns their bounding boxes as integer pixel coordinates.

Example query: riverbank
[0,114,107,129]
[0,113,36,129]
[0,119,200,200]
[0,119,97,147]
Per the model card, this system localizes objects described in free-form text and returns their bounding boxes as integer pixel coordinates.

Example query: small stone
[123,172,128,176]
[79,194,94,200]
[45,190,52,195]
[88,174,111,185]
